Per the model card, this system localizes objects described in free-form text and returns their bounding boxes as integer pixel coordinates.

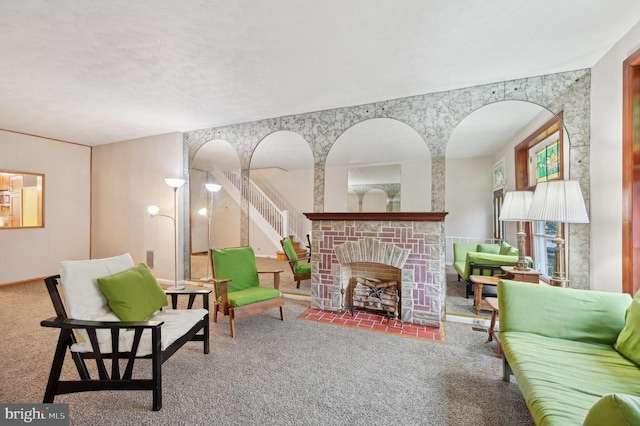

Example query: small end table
[500,266,541,283]
[469,275,500,314]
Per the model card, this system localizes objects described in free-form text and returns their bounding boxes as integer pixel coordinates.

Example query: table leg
[474,283,483,314]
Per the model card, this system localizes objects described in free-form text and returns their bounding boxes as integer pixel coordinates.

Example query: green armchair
[211,247,285,337]
[280,237,311,288]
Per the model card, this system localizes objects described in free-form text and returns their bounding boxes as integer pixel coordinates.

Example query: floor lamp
[148,178,186,290]
[527,180,589,287]
[197,182,221,282]
[498,190,534,270]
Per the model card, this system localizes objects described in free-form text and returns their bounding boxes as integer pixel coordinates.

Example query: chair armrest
[164,289,211,310]
[40,317,164,329]
[257,270,282,290]
[211,278,230,306]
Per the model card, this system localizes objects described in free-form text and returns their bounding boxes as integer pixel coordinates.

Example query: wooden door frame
[622,48,640,295]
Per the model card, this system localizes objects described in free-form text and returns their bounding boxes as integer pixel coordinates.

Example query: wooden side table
[469,275,500,314]
[501,266,541,283]
[486,297,502,358]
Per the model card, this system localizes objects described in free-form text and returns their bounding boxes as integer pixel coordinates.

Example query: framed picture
[493,159,505,189]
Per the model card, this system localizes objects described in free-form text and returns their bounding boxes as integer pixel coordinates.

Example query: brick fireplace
[304,212,448,328]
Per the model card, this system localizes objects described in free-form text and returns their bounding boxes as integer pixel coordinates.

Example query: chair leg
[44,329,73,403]
[279,306,285,321]
[296,279,300,289]
[229,309,236,338]
[213,303,218,322]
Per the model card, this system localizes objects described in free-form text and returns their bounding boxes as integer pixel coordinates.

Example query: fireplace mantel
[303,212,448,221]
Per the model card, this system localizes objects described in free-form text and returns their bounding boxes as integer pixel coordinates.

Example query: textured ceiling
[1,0,639,146]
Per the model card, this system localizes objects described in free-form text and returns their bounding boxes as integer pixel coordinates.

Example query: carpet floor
[0,279,533,426]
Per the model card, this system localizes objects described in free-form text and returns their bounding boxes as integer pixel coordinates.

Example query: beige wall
[590,20,640,292]
[92,132,184,284]
[444,156,493,239]
[0,131,90,285]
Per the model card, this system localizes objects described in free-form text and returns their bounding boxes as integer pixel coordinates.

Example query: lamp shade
[147,205,160,216]
[205,183,221,192]
[499,191,533,222]
[164,178,185,188]
[527,180,589,224]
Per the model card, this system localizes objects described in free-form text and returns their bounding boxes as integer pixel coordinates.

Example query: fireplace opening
[351,277,400,320]
[341,262,402,322]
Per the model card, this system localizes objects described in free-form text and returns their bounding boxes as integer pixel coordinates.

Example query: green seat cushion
[212,247,260,293]
[97,263,168,321]
[294,262,311,275]
[614,290,640,365]
[583,393,640,426]
[502,332,640,425]
[219,286,281,307]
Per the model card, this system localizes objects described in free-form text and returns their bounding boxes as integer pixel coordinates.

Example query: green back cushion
[97,263,168,321]
[498,280,631,345]
[477,243,500,254]
[614,290,640,364]
[583,394,640,426]
[506,246,519,256]
[453,243,479,262]
[282,237,299,262]
[212,247,260,293]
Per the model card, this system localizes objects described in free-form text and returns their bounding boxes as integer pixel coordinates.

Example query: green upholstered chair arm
[463,252,521,279]
[498,280,632,345]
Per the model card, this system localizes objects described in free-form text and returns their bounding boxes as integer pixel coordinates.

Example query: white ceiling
[1,0,639,148]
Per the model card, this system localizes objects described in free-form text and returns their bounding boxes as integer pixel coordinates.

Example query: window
[514,115,564,281]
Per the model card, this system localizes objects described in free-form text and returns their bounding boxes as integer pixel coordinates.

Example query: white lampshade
[147,205,160,216]
[198,207,208,216]
[205,183,221,192]
[164,178,185,188]
[527,180,589,224]
[499,191,533,222]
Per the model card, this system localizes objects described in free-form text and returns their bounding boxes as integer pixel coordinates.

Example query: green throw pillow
[506,246,519,256]
[97,263,168,321]
[614,290,640,365]
[499,241,512,255]
[583,394,640,426]
[477,244,500,254]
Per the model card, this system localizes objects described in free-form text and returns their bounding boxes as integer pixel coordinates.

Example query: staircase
[215,169,310,253]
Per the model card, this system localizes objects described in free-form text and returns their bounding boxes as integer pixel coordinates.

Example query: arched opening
[444,100,568,318]
[248,131,314,295]
[324,118,431,212]
[189,139,241,281]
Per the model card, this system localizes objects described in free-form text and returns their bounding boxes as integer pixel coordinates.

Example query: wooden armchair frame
[41,275,210,411]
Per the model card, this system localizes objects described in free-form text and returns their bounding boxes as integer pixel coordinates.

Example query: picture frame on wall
[493,159,505,189]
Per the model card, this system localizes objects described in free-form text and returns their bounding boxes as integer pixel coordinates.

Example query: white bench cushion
[70,308,208,357]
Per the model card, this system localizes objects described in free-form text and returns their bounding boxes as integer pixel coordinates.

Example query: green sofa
[499,280,640,425]
[453,242,527,298]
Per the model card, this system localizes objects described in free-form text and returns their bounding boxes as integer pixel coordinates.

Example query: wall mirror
[325,118,431,212]
[0,170,44,228]
[347,164,401,212]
